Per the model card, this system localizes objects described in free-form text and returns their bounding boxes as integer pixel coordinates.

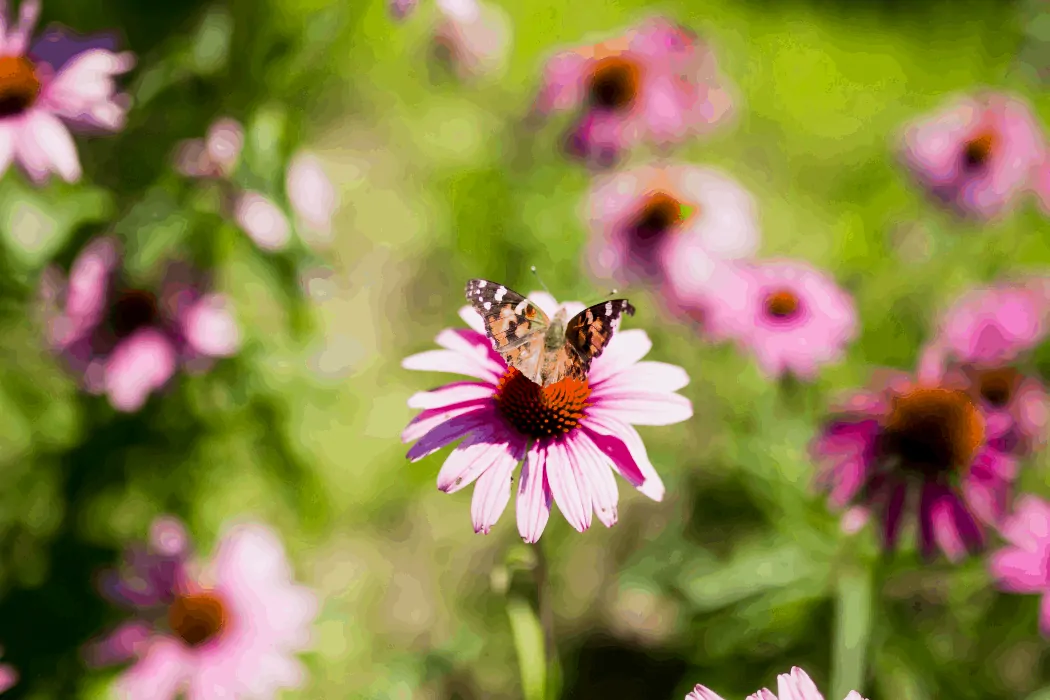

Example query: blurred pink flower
[286,151,337,243]
[431,0,511,80]
[402,292,692,542]
[704,259,858,379]
[689,667,867,700]
[174,117,244,179]
[988,495,1050,636]
[813,369,1018,561]
[585,162,759,285]
[388,0,419,20]
[234,191,292,251]
[932,283,1048,367]
[89,517,318,700]
[42,237,240,412]
[532,17,733,167]
[0,0,134,183]
[900,91,1049,219]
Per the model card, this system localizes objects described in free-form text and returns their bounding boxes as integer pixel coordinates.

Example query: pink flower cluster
[690,666,866,700]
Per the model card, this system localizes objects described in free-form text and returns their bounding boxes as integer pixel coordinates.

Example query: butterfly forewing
[465,279,550,382]
[563,299,636,377]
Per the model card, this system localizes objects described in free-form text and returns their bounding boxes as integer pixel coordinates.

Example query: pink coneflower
[900,91,1049,219]
[88,517,318,700]
[688,667,867,700]
[0,652,14,695]
[812,369,1018,561]
[931,283,1048,367]
[703,259,858,380]
[431,0,511,80]
[585,162,759,285]
[0,0,134,183]
[402,291,692,542]
[41,237,240,412]
[988,495,1050,636]
[531,17,733,167]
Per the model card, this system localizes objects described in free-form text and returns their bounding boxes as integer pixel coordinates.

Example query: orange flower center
[495,367,591,438]
[587,56,641,111]
[976,367,1020,408]
[0,56,40,118]
[108,289,159,339]
[168,592,229,647]
[763,289,801,320]
[631,192,692,242]
[962,132,995,171]
[879,388,985,477]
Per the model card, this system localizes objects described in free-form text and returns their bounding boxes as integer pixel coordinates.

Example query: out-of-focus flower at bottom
[989,495,1050,637]
[0,651,15,695]
[86,517,319,700]
[688,666,867,700]
[40,237,241,412]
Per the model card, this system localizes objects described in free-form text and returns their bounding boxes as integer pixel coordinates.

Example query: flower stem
[533,538,561,699]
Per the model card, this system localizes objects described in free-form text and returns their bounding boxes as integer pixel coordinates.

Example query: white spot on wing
[479,280,487,288]
[495,286,507,302]
[484,301,492,310]
[605,301,613,316]
[515,299,529,315]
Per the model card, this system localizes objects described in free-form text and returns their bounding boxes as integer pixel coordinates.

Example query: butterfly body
[465,279,635,387]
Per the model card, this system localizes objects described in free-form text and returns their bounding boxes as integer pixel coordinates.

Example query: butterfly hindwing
[563,299,636,375]
[465,279,550,378]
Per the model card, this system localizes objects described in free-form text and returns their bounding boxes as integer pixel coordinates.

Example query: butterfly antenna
[530,266,552,294]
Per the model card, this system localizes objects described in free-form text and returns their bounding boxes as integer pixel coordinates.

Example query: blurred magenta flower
[42,237,240,412]
[388,0,419,20]
[0,0,134,184]
[88,517,318,700]
[0,652,14,696]
[431,0,511,80]
[689,667,867,700]
[900,91,1049,220]
[813,369,1018,561]
[929,283,1048,367]
[531,17,733,167]
[286,151,337,244]
[703,259,858,380]
[233,190,292,251]
[585,162,759,285]
[401,292,692,542]
[173,117,244,180]
[988,495,1050,636]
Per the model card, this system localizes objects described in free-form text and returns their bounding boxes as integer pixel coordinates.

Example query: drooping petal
[405,408,499,461]
[687,685,728,700]
[470,441,524,533]
[23,109,81,182]
[401,400,493,443]
[436,428,524,493]
[572,429,619,527]
[989,547,1050,593]
[402,349,502,382]
[545,437,592,533]
[516,442,552,543]
[583,412,665,500]
[408,381,494,410]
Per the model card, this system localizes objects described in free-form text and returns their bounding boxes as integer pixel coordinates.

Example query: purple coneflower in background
[0,0,134,183]
[531,17,733,167]
[41,237,240,412]
[585,162,759,285]
[689,666,867,700]
[87,517,318,700]
[812,368,1018,561]
[900,91,1050,220]
[401,292,692,542]
[988,495,1050,636]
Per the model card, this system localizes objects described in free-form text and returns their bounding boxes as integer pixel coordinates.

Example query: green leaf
[113,189,191,278]
[0,179,112,269]
[831,566,874,700]
[507,596,546,700]
[243,104,288,185]
[188,6,233,75]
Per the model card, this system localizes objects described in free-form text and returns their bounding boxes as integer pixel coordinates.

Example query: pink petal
[401,401,492,443]
[592,360,690,394]
[205,118,244,175]
[777,667,824,700]
[84,621,153,667]
[434,328,507,376]
[402,349,502,382]
[1041,594,1050,637]
[587,392,693,426]
[437,428,524,493]
[408,381,494,410]
[688,685,728,700]
[470,446,519,534]
[149,517,190,557]
[23,109,81,182]
[1000,495,1050,548]
[286,152,336,234]
[516,443,552,543]
[104,329,178,412]
[545,437,592,533]
[234,191,291,251]
[988,547,1050,593]
[572,430,619,527]
[747,692,778,700]
[405,407,498,461]
[112,637,188,700]
[0,663,15,693]
[0,127,14,177]
[583,412,665,500]
[586,329,652,384]
[4,0,38,55]
[458,305,486,334]
[181,294,240,357]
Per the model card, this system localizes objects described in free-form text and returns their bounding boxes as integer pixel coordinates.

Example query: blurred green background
[2,0,1050,697]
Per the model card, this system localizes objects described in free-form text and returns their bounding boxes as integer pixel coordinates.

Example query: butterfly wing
[465,279,550,383]
[553,299,636,382]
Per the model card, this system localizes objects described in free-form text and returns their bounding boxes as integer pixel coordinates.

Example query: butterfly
[465,279,635,387]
